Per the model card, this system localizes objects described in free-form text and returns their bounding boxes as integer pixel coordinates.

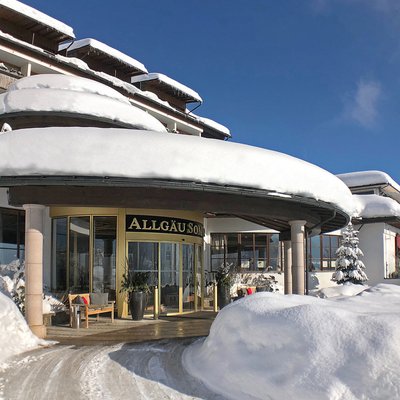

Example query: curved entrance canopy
[0,126,353,236]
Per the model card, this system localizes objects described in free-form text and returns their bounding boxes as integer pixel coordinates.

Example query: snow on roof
[0,74,166,132]
[131,73,203,103]
[193,115,231,137]
[353,194,400,219]
[59,38,147,73]
[0,0,75,39]
[338,170,400,193]
[0,127,354,216]
[55,55,176,110]
[0,28,45,53]
[183,285,400,400]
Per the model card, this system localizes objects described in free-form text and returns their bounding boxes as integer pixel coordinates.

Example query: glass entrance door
[159,243,180,315]
[182,244,195,311]
[126,240,201,316]
[127,242,158,314]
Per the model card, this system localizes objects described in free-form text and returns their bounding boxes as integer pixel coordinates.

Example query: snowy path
[0,338,226,400]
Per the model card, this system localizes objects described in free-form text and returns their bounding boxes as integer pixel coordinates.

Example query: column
[289,220,306,295]
[23,204,46,338]
[283,240,292,294]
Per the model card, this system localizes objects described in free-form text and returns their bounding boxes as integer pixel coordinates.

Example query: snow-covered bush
[0,260,25,314]
[332,223,368,285]
[0,261,65,315]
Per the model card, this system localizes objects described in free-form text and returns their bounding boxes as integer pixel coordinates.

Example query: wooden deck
[46,311,217,346]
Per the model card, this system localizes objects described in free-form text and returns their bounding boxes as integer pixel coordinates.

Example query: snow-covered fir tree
[332,223,368,285]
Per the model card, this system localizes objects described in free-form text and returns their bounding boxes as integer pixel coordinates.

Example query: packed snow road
[0,338,226,400]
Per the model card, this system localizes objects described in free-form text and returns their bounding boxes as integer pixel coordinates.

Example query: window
[307,235,340,272]
[210,233,281,273]
[69,217,90,292]
[0,208,25,264]
[52,218,67,291]
[387,234,400,279]
[93,217,117,299]
[52,215,117,297]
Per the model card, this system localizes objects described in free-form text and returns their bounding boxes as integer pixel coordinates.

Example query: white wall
[355,222,400,287]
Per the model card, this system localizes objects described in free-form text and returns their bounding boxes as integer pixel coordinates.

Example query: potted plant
[215,263,234,309]
[120,270,151,320]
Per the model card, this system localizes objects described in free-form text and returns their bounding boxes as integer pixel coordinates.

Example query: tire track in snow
[0,339,226,400]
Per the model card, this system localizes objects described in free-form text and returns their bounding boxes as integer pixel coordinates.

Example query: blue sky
[24,0,400,182]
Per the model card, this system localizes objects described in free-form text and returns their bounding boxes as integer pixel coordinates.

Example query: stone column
[23,204,46,338]
[289,220,306,295]
[283,240,292,294]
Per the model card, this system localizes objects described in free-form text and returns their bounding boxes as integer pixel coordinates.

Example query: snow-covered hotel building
[0,1,398,338]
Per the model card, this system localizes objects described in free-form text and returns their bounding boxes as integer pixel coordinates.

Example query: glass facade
[51,215,117,299]
[51,218,67,291]
[50,209,204,316]
[0,208,25,264]
[69,216,90,293]
[93,217,117,298]
[210,233,281,273]
[126,241,201,315]
[307,235,340,271]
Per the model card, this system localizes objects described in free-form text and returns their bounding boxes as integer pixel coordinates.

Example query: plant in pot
[120,270,151,320]
[215,263,234,310]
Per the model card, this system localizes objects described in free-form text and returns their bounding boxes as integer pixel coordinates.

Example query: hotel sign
[126,215,204,238]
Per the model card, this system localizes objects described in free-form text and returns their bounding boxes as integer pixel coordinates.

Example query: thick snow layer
[0,0,74,39]
[338,170,400,192]
[0,291,46,366]
[9,73,130,104]
[183,284,400,400]
[353,194,400,219]
[0,74,166,132]
[55,55,177,110]
[60,38,147,73]
[194,115,231,137]
[131,73,202,103]
[0,127,354,215]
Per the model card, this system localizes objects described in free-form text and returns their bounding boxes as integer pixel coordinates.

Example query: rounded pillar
[289,220,306,295]
[23,204,46,338]
[283,240,292,294]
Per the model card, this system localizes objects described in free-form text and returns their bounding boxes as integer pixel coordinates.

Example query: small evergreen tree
[332,223,368,285]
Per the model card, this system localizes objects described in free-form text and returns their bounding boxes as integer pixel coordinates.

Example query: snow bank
[338,170,400,193]
[0,291,47,366]
[0,126,354,216]
[353,194,400,219]
[183,285,400,400]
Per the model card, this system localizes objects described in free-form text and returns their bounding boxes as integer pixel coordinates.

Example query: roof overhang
[0,2,74,47]
[2,176,350,237]
[352,216,400,230]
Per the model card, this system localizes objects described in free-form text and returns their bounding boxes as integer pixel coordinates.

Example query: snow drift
[183,285,400,400]
[0,291,47,367]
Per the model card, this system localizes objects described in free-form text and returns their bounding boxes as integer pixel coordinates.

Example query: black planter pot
[217,284,231,310]
[256,286,269,292]
[129,291,147,320]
